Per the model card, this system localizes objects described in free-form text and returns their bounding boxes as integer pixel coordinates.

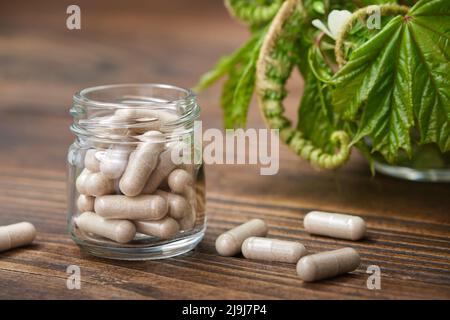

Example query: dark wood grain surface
[0,0,449,300]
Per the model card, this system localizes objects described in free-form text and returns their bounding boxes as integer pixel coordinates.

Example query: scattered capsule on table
[0,222,37,252]
[142,145,182,194]
[84,149,101,172]
[119,131,164,196]
[77,194,95,212]
[296,247,360,282]
[134,217,180,239]
[304,211,366,241]
[242,237,307,263]
[156,190,190,219]
[84,172,115,197]
[99,145,132,179]
[94,195,168,220]
[215,219,268,257]
[168,169,193,194]
[75,212,136,244]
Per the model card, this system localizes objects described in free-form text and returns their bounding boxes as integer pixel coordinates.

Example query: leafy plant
[195,0,450,170]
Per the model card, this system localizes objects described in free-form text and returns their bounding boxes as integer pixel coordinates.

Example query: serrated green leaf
[298,75,338,153]
[194,32,261,92]
[220,66,243,129]
[229,57,256,128]
[226,33,265,128]
[331,0,450,163]
[298,46,338,153]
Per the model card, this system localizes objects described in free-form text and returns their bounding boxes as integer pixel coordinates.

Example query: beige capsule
[115,108,178,125]
[0,222,37,252]
[77,194,95,212]
[99,145,132,179]
[84,149,101,172]
[304,211,366,241]
[119,131,164,196]
[129,118,161,134]
[215,219,268,257]
[83,115,129,140]
[98,114,129,134]
[296,247,360,282]
[84,172,115,197]
[75,212,136,243]
[155,190,190,219]
[178,207,197,231]
[167,169,193,194]
[242,237,307,263]
[134,217,180,239]
[142,145,182,194]
[94,195,168,220]
[75,168,91,195]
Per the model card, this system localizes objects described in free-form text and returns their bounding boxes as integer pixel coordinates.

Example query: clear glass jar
[67,84,205,260]
[374,143,450,183]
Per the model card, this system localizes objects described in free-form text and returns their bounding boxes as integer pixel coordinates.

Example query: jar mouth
[71,83,199,145]
[73,83,196,109]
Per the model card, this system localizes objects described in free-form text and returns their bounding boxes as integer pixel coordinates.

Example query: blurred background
[0,0,447,220]
[0,0,238,169]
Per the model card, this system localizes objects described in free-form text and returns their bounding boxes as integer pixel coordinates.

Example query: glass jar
[67,84,206,260]
[374,143,450,183]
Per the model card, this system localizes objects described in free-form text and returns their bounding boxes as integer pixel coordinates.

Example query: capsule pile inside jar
[74,108,198,244]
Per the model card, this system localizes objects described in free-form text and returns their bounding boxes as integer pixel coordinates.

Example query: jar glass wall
[67,84,205,260]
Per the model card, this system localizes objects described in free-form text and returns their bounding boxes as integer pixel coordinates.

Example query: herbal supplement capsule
[84,149,100,172]
[97,114,130,136]
[304,211,366,240]
[115,108,178,125]
[168,169,193,194]
[77,194,95,212]
[178,207,196,231]
[119,131,164,196]
[134,217,180,239]
[95,195,168,220]
[215,219,268,257]
[242,237,307,263]
[130,117,161,134]
[75,212,136,244]
[99,145,132,179]
[156,190,189,219]
[296,247,360,282]
[142,145,182,194]
[0,222,37,252]
[84,172,115,197]
[75,168,91,195]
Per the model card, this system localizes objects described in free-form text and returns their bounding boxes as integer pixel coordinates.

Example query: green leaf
[194,32,261,92]
[331,0,450,163]
[220,66,242,129]
[223,33,265,128]
[229,54,257,128]
[298,46,338,153]
[298,75,337,153]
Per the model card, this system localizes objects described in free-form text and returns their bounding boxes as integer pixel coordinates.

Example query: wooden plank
[0,0,449,300]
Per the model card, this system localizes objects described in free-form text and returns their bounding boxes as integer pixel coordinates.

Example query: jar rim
[73,83,196,109]
[71,83,199,145]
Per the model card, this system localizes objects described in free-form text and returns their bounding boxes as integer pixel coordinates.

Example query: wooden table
[0,0,449,300]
